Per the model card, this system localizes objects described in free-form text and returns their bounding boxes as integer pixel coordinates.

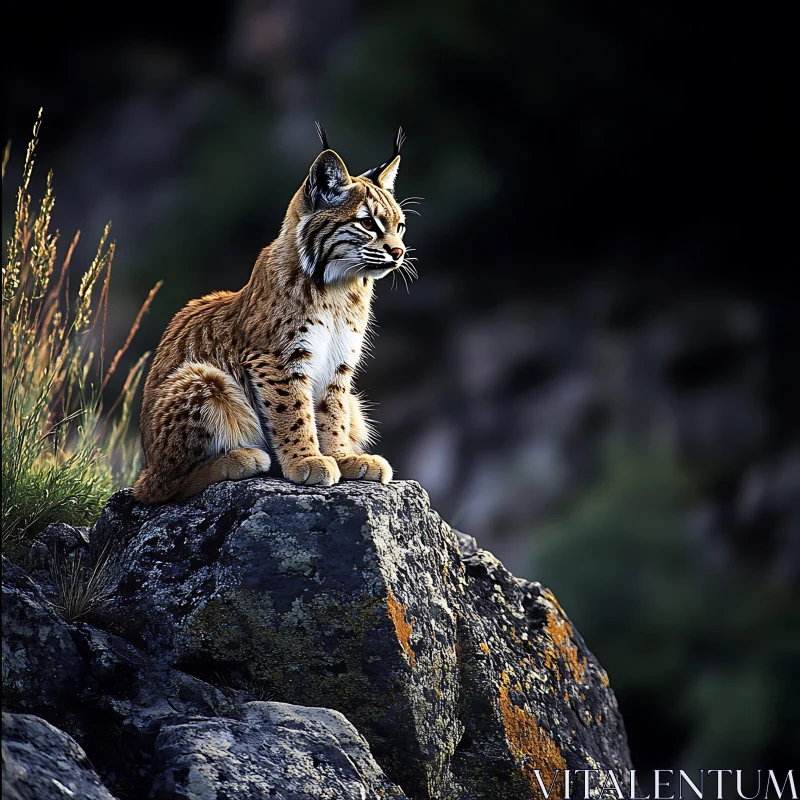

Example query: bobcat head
[290,125,417,288]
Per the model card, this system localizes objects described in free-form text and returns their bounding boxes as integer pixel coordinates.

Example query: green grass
[2,111,160,562]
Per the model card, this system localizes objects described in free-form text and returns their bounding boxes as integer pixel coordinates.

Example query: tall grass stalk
[2,111,160,559]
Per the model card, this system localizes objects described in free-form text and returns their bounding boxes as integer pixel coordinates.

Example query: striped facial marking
[297,180,408,286]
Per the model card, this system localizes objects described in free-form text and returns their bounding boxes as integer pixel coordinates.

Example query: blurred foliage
[1,115,156,560]
[321,0,753,257]
[135,89,277,314]
[532,443,800,780]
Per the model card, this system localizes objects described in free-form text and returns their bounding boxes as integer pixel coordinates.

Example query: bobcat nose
[386,246,404,261]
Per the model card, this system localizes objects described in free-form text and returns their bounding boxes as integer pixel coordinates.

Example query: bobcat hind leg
[133,361,269,503]
[175,447,270,500]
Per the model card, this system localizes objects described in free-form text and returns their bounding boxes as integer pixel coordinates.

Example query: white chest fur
[296,309,364,402]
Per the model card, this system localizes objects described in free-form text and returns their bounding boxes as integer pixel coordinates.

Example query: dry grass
[49,545,116,623]
[2,111,160,560]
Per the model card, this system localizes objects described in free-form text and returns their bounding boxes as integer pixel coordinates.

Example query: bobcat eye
[356,217,375,231]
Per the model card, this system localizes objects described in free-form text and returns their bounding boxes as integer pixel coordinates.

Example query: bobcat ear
[377,155,400,193]
[306,150,351,210]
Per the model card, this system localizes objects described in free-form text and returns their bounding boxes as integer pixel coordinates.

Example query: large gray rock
[1,556,237,796]
[2,552,404,799]
[1,712,117,800]
[151,701,407,799]
[2,558,84,726]
[94,478,633,799]
[74,625,240,793]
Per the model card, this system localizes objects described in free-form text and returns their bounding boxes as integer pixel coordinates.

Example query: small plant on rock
[49,545,116,623]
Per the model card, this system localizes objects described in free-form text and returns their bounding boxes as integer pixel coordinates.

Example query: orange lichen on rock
[386,588,416,667]
[499,672,567,794]
[480,642,490,654]
[542,588,568,618]
[542,609,586,684]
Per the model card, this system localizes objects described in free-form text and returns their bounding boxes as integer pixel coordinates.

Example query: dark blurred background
[4,0,798,790]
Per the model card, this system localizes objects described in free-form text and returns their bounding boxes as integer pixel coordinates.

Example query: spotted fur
[133,133,413,503]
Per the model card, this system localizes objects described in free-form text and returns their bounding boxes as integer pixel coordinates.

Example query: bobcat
[132,126,414,504]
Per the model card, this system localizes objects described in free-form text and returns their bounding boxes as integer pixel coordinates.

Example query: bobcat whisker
[324,257,368,283]
[344,262,369,276]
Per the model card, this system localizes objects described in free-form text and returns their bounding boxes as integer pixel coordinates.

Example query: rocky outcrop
[92,478,633,799]
[151,702,408,799]
[2,554,237,795]
[2,550,406,799]
[2,559,85,725]
[26,522,91,574]
[1,712,117,800]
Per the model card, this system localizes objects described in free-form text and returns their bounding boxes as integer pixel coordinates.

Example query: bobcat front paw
[337,454,393,484]
[284,455,341,486]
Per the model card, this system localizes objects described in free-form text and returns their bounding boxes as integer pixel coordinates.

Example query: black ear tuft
[314,120,330,151]
[360,127,405,187]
